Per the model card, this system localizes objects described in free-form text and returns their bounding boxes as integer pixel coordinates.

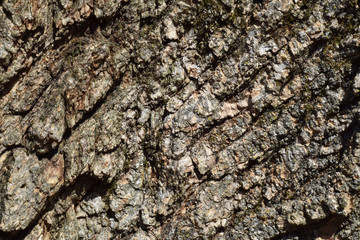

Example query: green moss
[192,0,227,53]
[64,38,87,64]
[285,189,295,199]
[104,180,117,207]
[208,129,231,150]
[301,76,316,120]
[122,153,133,173]
[350,0,359,7]
[39,114,46,121]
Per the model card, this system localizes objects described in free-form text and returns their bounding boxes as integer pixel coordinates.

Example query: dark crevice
[11,108,32,118]
[338,65,360,114]
[253,0,265,4]
[211,226,226,240]
[288,155,341,195]
[194,92,295,166]
[0,151,14,234]
[0,26,46,98]
[161,108,171,122]
[155,213,165,225]
[215,77,251,102]
[250,104,275,123]
[191,157,204,180]
[35,142,59,161]
[338,113,359,159]
[1,1,359,239]
[216,62,271,103]
[6,175,111,240]
[0,64,30,98]
[300,5,308,10]
[51,1,57,44]
[213,0,232,12]
[1,144,23,152]
[10,74,56,117]
[142,130,163,179]
[106,209,116,220]
[18,26,45,48]
[53,13,97,49]
[97,145,120,155]
[140,16,159,28]
[138,210,151,231]
[205,170,231,182]
[161,37,179,46]
[0,230,11,240]
[199,115,234,139]
[62,71,125,143]
[52,0,130,50]
[270,214,347,240]
[1,4,13,23]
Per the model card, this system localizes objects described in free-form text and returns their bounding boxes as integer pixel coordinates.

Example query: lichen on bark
[0,0,359,239]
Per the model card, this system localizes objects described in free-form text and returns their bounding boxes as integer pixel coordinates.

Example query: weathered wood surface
[0,0,359,239]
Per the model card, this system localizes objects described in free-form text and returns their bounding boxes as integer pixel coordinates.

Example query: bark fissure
[0,0,359,239]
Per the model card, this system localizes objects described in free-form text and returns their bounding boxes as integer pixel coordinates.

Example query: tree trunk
[0,0,359,239]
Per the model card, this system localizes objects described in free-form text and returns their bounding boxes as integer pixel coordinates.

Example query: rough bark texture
[0,0,359,239]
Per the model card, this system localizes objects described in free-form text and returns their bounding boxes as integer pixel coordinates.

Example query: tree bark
[0,0,359,239]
